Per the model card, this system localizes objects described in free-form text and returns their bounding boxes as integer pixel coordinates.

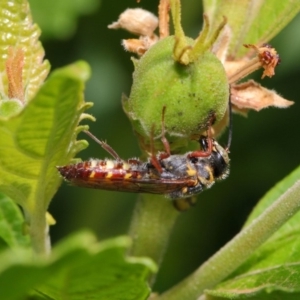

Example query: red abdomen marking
[57,159,143,181]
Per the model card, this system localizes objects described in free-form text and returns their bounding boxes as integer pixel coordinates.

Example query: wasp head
[209,140,230,180]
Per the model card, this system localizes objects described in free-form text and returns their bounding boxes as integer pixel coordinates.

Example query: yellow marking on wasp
[106,160,115,169]
[123,162,130,170]
[89,171,96,178]
[181,187,188,194]
[207,166,214,182]
[186,162,197,177]
[105,172,113,178]
[124,173,132,179]
[90,160,98,168]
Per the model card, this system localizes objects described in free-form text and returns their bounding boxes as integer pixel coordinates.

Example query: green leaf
[0,61,93,253]
[0,61,91,211]
[0,0,50,102]
[203,0,300,57]
[0,232,156,300]
[0,192,30,249]
[29,0,101,39]
[205,167,300,299]
[244,165,300,227]
[0,99,23,117]
[206,236,300,298]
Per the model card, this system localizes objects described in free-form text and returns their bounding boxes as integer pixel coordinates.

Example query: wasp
[57,107,231,210]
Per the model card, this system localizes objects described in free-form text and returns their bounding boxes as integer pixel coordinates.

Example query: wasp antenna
[83,130,122,160]
[226,89,233,151]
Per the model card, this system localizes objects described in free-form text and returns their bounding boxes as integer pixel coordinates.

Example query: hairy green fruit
[123,36,229,152]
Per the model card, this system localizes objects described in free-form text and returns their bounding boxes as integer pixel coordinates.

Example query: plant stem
[25,207,51,256]
[156,180,300,300]
[127,194,179,284]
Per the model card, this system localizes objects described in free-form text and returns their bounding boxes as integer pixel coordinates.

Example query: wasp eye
[199,136,208,151]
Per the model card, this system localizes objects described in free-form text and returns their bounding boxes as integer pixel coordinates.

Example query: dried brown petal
[244,44,280,78]
[122,35,158,55]
[227,44,281,84]
[108,8,158,37]
[232,106,249,116]
[122,39,146,55]
[231,80,294,111]
[224,60,248,79]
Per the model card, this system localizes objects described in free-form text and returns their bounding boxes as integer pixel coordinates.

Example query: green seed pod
[123,36,228,153]
[123,4,229,153]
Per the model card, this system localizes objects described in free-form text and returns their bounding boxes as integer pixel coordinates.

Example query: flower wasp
[58,105,231,210]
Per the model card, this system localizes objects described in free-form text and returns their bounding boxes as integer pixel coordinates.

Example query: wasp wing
[67,176,192,195]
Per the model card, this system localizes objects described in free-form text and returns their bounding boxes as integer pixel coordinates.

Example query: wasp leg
[160,105,171,156]
[149,105,171,173]
[149,121,164,173]
[187,114,216,158]
[83,130,122,161]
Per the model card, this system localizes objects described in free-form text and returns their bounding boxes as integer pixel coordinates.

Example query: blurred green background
[28,0,300,292]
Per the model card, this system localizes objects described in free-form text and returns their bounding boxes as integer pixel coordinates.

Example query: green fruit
[123,35,229,153]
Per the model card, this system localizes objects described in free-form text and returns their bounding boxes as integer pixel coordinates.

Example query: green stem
[170,0,185,42]
[170,0,190,64]
[127,194,179,284]
[25,208,51,256]
[156,180,300,300]
[190,15,227,61]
